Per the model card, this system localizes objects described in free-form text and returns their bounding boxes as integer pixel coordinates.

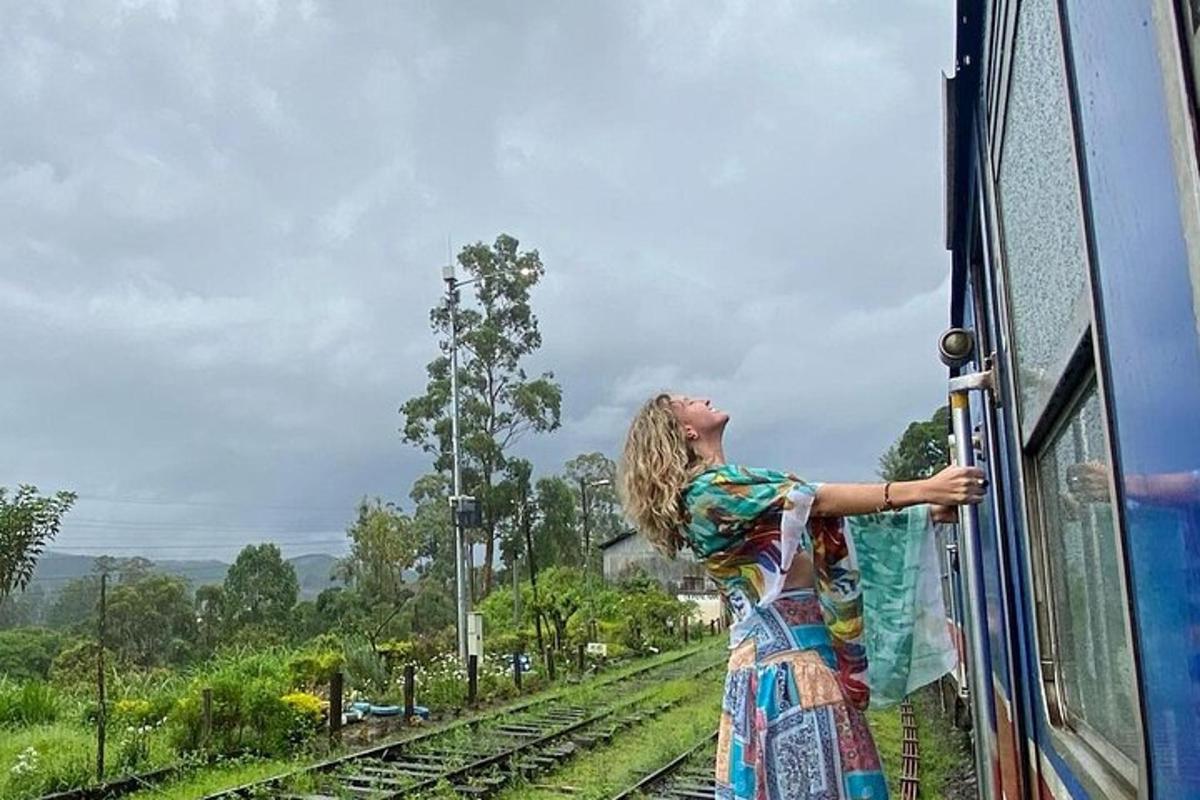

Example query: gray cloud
[1,0,954,560]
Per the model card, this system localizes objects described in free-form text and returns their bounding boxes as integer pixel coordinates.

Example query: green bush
[342,640,389,695]
[0,629,65,682]
[170,649,316,758]
[49,639,118,689]
[485,631,529,658]
[0,679,60,727]
[286,648,344,692]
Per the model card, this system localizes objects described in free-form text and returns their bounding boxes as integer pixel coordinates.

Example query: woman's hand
[920,465,987,506]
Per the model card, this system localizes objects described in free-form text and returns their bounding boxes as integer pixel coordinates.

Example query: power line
[48,539,349,552]
[65,518,346,533]
[76,493,355,513]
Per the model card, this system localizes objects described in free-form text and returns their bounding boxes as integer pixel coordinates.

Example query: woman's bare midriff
[783,552,817,590]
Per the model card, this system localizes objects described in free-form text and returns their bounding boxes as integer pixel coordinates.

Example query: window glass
[1036,382,1140,763]
[997,0,1091,431]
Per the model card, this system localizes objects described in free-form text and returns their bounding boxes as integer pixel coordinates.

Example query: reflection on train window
[1035,382,1140,766]
[995,0,1090,434]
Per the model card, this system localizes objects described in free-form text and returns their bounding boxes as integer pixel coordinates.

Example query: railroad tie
[899,698,920,800]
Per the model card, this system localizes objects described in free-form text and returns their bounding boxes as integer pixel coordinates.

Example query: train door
[965,203,1035,800]
[972,0,1149,796]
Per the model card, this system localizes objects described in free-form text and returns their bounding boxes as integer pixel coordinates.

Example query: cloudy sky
[2,0,955,561]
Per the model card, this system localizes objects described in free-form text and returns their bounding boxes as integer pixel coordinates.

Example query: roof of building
[597,529,638,550]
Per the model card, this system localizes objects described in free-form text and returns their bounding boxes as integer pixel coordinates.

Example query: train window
[995,0,1090,436]
[1034,381,1140,765]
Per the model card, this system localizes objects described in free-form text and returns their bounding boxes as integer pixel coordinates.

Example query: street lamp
[580,477,611,642]
[442,260,533,663]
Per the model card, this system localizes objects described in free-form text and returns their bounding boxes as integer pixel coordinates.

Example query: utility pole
[440,257,533,663]
[444,263,470,663]
[521,484,546,655]
[96,572,108,781]
[580,478,611,640]
[512,500,522,629]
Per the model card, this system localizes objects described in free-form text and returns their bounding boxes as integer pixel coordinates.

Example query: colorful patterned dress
[683,464,891,800]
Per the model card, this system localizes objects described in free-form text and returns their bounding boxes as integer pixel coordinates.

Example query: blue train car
[941,0,1200,797]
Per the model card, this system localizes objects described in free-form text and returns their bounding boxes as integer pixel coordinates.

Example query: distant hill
[30,550,342,600]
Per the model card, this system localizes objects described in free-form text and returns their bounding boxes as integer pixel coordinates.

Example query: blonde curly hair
[618,393,707,558]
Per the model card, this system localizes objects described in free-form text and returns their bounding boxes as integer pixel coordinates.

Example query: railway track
[609,730,717,800]
[202,645,725,799]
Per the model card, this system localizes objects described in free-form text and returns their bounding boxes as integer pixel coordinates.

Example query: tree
[565,452,620,537]
[528,566,585,648]
[0,628,64,681]
[532,477,579,567]
[400,234,562,596]
[106,574,197,668]
[0,485,76,608]
[194,584,226,652]
[408,473,456,588]
[223,544,299,632]
[336,499,419,654]
[878,406,952,482]
[46,575,100,631]
[0,583,46,629]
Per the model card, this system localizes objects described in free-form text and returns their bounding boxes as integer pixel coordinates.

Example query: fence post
[404,665,415,720]
[544,647,556,681]
[467,654,478,706]
[329,672,343,739]
[201,688,213,750]
[683,617,689,644]
[576,643,586,672]
[512,651,523,691]
[710,619,717,637]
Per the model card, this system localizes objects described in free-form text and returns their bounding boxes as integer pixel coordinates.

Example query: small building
[598,529,722,624]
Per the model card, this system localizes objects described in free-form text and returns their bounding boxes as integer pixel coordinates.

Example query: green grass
[123,758,300,800]
[495,669,725,799]
[869,685,972,799]
[0,722,175,800]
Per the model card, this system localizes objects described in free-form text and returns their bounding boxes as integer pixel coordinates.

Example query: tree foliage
[106,574,197,668]
[878,406,951,482]
[335,499,419,652]
[0,486,76,606]
[223,544,299,632]
[400,234,562,596]
[532,476,578,567]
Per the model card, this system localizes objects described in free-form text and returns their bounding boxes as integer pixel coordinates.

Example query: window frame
[977,0,1148,793]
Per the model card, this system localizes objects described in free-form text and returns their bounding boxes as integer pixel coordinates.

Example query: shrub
[112,698,155,727]
[0,679,60,727]
[170,649,315,758]
[281,692,325,744]
[342,640,388,695]
[49,639,118,689]
[286,649,344,692]
[0,629,64,682]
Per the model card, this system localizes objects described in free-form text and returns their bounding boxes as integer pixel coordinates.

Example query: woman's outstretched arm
[810,465,985,517]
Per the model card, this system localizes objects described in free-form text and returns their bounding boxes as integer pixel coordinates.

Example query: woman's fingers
[932,465,988,505]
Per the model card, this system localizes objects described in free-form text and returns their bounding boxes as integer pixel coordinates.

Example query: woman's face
[670,395,729,441]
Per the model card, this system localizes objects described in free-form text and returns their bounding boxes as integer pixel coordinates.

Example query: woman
[618,394,984,800]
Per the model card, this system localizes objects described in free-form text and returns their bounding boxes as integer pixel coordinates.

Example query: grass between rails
[494,668,726,800]
[125,640,725,800]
